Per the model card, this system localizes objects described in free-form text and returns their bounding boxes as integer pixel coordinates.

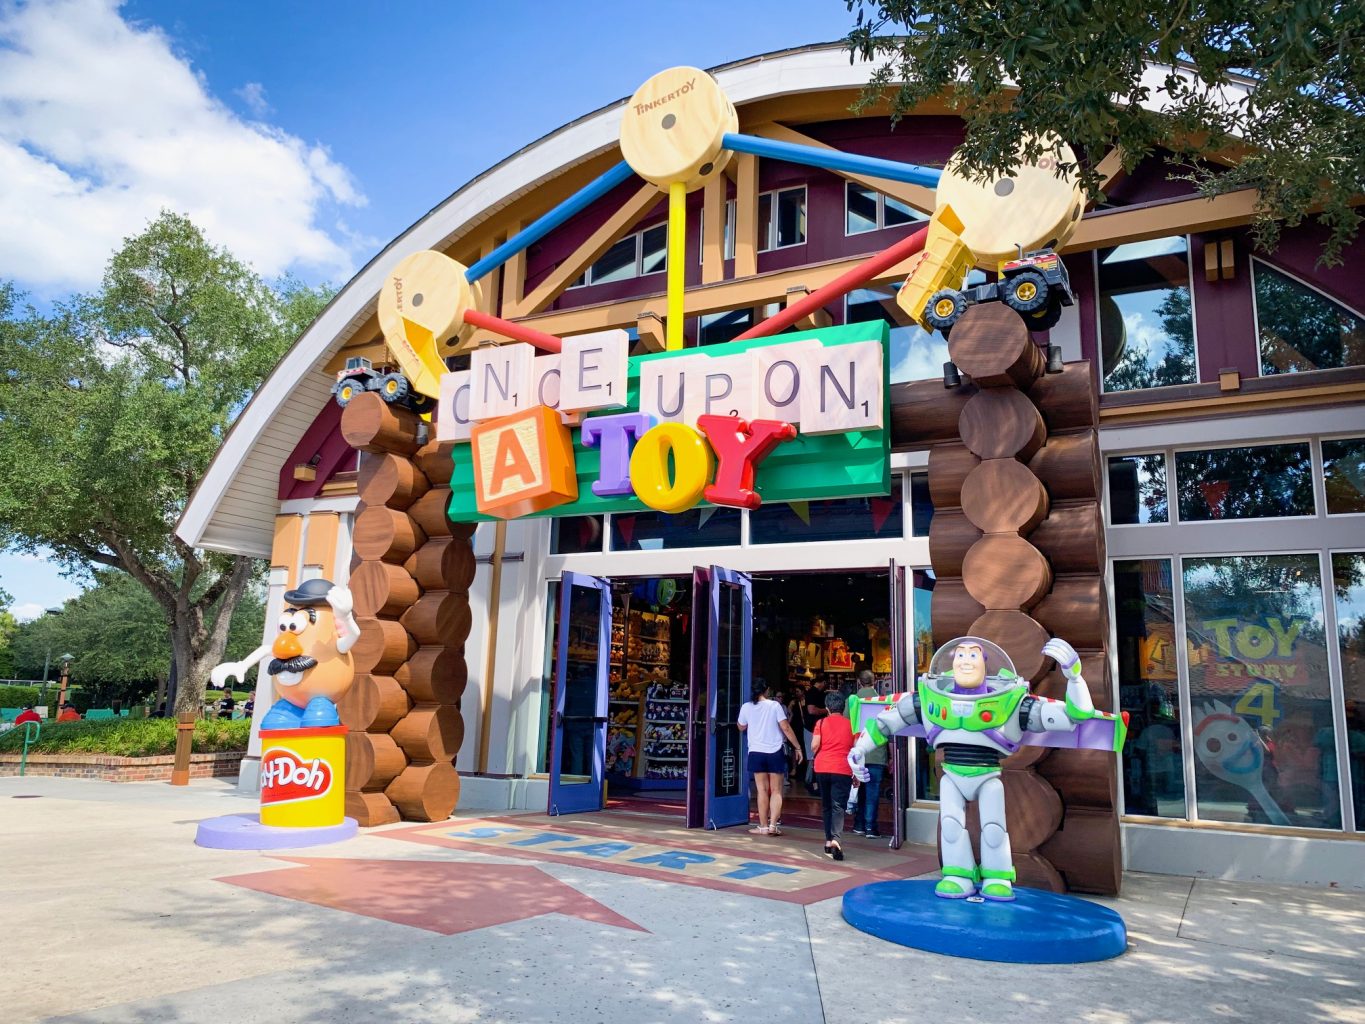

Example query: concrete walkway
[3,775,1363,1024]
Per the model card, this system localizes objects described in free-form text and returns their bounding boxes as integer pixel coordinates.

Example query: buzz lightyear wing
[846,695,926,741]
[1021,709,1130,753]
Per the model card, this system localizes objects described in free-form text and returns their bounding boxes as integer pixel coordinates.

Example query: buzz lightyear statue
[849,635,1119,902]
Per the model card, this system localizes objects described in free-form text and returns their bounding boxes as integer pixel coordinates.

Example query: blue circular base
[842,880,1127,963]
[194,813,358,850]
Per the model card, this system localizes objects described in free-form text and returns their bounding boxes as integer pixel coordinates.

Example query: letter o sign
[629,423,714,514]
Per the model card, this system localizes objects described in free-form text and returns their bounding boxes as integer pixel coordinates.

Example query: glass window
[750,476,904,545]
[1255,261,1365,375]
[1323,437,1365,515]
[609,507,741,550]
[1114,559,1186,818]
[550,515,605,554]
[846,184,879,234]
[588,235,637,285]
[758,187,806,251]
[909,471,933,536]
[639,224,667,276]
[698,308,753,346]
[1098,235,1197,392]
[1108,454,1170,525]
[699,199,737,263]
[1182,553,1337,829]
[845,182,926,234]
[1174,442,1314,521]
[846,279,979,385]
[1330,551,1365,830]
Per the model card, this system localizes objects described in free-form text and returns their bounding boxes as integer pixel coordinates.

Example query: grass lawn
[0,717,250,757]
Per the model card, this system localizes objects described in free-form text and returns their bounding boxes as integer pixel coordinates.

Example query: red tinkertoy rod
[735,224,930,341]
[462,308,564,354]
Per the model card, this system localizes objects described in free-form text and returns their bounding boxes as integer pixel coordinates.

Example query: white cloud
[12,602,47,622]
[0,0,366,294]
[235,81,271,118]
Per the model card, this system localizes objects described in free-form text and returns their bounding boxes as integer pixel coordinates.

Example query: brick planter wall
[0,750,243,782]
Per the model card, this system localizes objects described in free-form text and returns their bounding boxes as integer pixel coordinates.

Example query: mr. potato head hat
[283,578,336,607]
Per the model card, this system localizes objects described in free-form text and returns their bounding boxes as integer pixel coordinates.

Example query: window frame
[565,221,669,290]
[843,181,928,236]
[1170,436,1318,525]
[1093,233,1202,395]
[1320,433,1365,519]
[1249,257,1365,378]
[758,185,807,253]
[1104,451,1172,528]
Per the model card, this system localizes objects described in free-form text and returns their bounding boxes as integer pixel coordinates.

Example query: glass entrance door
[548,571,611,815]
[705,566,752,829]
[887,559,907,849]
[686,567,711,829]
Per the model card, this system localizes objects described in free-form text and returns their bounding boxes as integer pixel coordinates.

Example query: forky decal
[211,579,361,731]
[1192,701,1290,826]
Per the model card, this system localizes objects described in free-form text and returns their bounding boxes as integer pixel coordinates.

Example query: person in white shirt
[737,680,804,835]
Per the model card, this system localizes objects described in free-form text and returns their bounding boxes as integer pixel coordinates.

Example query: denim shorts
[747,749,787,775]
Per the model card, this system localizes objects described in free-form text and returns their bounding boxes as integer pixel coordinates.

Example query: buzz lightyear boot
[936,864,979,899]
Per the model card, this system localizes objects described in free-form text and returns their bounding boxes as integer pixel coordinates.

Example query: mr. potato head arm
[328,585,361,655]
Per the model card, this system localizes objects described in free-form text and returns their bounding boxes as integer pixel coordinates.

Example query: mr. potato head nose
[273,630,305,660]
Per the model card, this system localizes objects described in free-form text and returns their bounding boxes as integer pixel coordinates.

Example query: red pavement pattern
[217,857,646,935]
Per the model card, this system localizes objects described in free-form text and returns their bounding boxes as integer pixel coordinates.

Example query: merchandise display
[606,597,687,786]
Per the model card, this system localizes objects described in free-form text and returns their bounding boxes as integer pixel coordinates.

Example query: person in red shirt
[14,705,40,725]
[810,690,855,860]
[56,703,81,722]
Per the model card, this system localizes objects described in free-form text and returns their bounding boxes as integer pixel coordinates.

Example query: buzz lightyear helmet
[925,636,1017,680]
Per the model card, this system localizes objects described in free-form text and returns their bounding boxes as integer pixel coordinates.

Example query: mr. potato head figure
[211,578,362,731]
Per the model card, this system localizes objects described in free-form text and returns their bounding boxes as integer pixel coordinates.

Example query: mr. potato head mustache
[269,655,319,676]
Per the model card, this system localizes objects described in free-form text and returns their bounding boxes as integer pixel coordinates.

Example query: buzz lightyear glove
[1042,637,1095,721]
[848,745,871,783]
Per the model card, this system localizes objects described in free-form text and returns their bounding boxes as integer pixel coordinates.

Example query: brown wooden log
[1029,360,1099,433]
[1028,431,1102,502]
[405,536,477,593]
[960,459,1049,534]
[1038,806,1121,895]
[386,761,461,821]
[927,443,979,509]
[340,392,421,455]
[959,388,1046,461]
[947,304,1045,389]
[409,488,454,538]
[414,439,457,483]
[390,704,466,762]
[928,579,984,644]
[345,731,408,791]
[928,512,980,578]
[401,591,473,647]
[961,535,1052,610]
[346,789,400,827]
[396,646,469,703]
[1012,850,1066,893]
[338,673,412,733]
[1000,744,1052,771]
[351,616,417,675]
[1031,502,1105,574]
[357,452,430,510]
[967,610,1051,682]
[889,378,977,449]
[352,505,427,564]
[1033,576,1108,650]
[1037,749,1118,810]
[351,560,421,618]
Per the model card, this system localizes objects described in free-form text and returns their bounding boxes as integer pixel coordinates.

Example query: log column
[925,303,1119,895]
[340,393,469,825]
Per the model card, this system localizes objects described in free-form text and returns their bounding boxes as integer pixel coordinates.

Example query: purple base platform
[194,813,358,850]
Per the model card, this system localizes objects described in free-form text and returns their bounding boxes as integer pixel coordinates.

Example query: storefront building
[179,44,1365,888]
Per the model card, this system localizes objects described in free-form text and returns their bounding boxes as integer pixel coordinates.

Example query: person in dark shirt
[218,689,237,718]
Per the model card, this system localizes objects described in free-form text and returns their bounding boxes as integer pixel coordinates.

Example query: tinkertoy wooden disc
[936,135,1083,265]
[377,250,472,399]
[619,66,736,191]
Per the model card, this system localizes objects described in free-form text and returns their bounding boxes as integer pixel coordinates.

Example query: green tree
[847,1,1365,262]
[0,586,16,678]
[0,213,330,713]
[11,572,266,707]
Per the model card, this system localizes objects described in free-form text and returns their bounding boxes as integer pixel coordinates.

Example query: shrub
[0,684,43,708]
[0,717,250,757]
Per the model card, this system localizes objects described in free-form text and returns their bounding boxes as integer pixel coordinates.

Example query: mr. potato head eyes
[278,607,317,635]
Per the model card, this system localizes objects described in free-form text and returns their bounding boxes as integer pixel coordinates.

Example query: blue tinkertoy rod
[464,160,637,284]
[721,133,942,189]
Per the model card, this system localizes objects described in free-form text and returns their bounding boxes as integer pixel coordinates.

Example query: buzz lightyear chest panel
[918,678,1033,760]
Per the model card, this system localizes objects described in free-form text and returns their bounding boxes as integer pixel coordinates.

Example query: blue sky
[0,0,863,617]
